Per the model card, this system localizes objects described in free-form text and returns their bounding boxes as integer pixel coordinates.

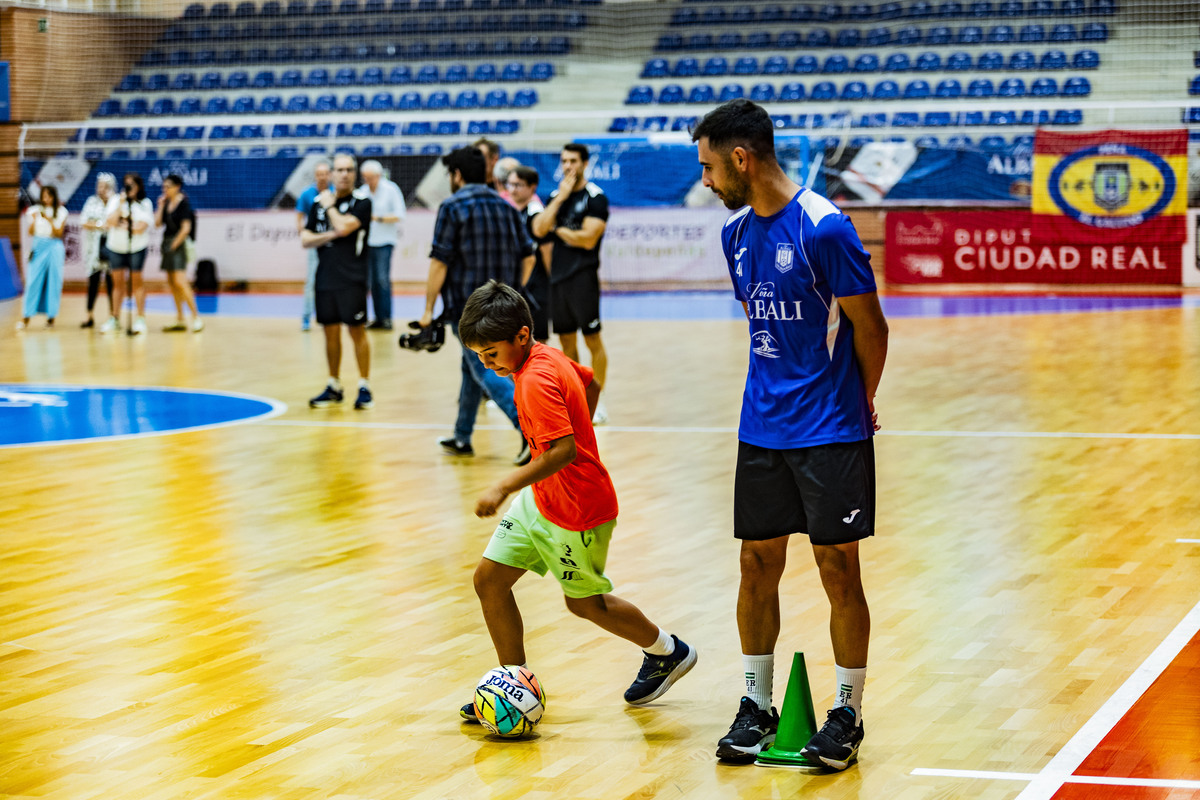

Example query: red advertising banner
[886,210,1183,285]
[1032,129,1188,245]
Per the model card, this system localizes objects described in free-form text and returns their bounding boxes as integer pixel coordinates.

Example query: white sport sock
[358,377,370,390]
[328,377,343,391]
[743,653,774,710]
[835,665,866,724]
[644,628,675,656]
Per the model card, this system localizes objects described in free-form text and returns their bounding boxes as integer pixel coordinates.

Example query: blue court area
[138,291,1200,322]
[0,385,285,448]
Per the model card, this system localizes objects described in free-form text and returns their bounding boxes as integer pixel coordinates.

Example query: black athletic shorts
[315,287,368,326]
[734,438,875,545]
[551,269,601,336]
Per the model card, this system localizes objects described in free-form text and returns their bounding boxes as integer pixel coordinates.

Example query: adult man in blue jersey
[692,99,889,771]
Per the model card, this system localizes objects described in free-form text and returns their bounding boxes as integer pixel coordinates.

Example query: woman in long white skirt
[18,185,68,330]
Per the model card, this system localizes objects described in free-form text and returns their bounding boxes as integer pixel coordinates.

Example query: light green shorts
[482,487,615,599]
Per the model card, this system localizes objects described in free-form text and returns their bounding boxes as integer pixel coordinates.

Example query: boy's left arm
[476,435,577,517]
[585,376,601,420]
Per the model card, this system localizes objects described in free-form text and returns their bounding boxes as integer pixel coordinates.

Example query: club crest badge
[775,243,794,274]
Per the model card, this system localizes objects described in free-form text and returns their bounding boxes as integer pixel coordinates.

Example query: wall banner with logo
[1032,129,1188,246]
[886,210,1183,285]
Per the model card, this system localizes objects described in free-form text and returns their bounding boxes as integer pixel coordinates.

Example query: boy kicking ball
[457,280,696,723]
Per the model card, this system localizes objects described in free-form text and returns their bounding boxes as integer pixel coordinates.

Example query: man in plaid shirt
[419,147,537,464]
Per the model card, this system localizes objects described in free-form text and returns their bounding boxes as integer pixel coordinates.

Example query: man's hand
[557,170,575,197]
[475,486,509,518]
[418,311,433,328]
[316,190,334,210]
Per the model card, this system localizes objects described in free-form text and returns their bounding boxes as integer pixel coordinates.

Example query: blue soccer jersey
[722,188,877,449]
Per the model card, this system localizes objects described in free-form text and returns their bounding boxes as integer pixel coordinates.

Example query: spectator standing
[359,159,407,331]
[80,173,116,328]
[101,172,154,335]
[17,185,67,330]
[505,165,552,343]
[156,174,203,333]
[296,160,331,332]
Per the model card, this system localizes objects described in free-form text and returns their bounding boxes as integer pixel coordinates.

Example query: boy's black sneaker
[801,706,864,771]
[439,437,474,456]
[354,386,373,409]
[624,635,697,705]
[460,702,479,723]
[309,385,344,408]
[715,696,779,763]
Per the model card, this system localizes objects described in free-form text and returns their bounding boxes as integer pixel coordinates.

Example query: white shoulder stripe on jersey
[723,206,752,229]
[796,189,839,226]
[585,182,605,197]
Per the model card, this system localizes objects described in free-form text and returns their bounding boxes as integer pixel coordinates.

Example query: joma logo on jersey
[775,243,795,273]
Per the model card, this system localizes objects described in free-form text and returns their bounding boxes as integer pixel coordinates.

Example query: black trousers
[87,271,114,313]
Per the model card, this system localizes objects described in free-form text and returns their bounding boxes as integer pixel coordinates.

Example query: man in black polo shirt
[302,153,374,410]
[531,143,611,424]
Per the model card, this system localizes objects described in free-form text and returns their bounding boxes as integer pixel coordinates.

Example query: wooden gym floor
[1,290,1198,800]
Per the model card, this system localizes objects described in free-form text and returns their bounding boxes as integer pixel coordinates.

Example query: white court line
[912,769,1200,790]
[262,420,1200,441]
[1178,539,1200,544]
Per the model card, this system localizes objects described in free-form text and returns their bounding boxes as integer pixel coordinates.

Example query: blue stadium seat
[427,90,452,109]
[530,61,554,81]
[847,1,872,18]
[935,78,962,97]
[987,110,1017,125]
[823,54,849,73]
[717,33,743,50]
[334,67,357,86]
[734,56,759,75]
[454,89,480,108]
[967,78,995,97]
[776,30,802,48]
[658,84,685,104]
[914,135,940,148]
[389,66,413,84]
[810,80,836,100]
[1050,23,1077,42]
[198,72,221,91]
[718,83,745,102]
[369,92,394,110]
[445,64,468,83]
[125,98,149,115]
[494,119,520,134]
[765,55,790,74]
[877,0,902,17]
[790,3,815,21]
[670,7,696,25]
[238,124,265,139]
[840,80,867,100]
[234,1,256,15]
[270,123,291,138]
[360,67,384,87]
[987,24,1014,43]
[760,4,785,22]
[210,124,235,139]
[979,135,1007,151]
[100,127,124,142]
[916,52,941,71]
[146,73,169,92]
[656,34,683,52]
[397,91,421,110]
[178,97,202,114]
[1019,23,1044,42]
[1060,0,1084,13]
[865,27,891,46]
[1062,76,1090,96]
[117,75,142,92]
[999,0,1024,14]
[976,51,1004,70]
[277,70,302,88]
[250,71,274,89]
[416,65,440,83]
[1029,0,1054,12]
[872,79,900,99]
[701,6,726,24]
[210,1,231,15]
[947,51,972,70]
[342,93,365,111]
[779,81,805,101]
[1037,49,1066,69]
[937,1,964,16]
[643,58,669,78]
[191,24,213,41]
[205,96,230,114]
[924,111,955,126]
[1031,76,1058,96]
[891,111,919,127]
[626,85,653,104]
[903,79,931,98]
[703,57,729,76]
[945,135,973,150]
[285,94,310,112]
[673,57,699,77]
[818,3,843,21]
[377,122,397,137]
[260,95,283,112]
[884,53,910,71]
[232,95,255,113]
[793,55,819,74]
[751,83,776,102]
[853,54,879,72]
[194,50,216,66]
[1053,108,1082,124]
[857,112,886,127]
[152,126,180,141]
[306,68,329,87]
[958,25,983,44]
[1081,22,1107,41]
[140,51,166,67]
[806,28,831,47]
[746,32,772,49]
[1072,49,1099,69]
[184,3,205,17]
[960,110,985,125]
[183,125,205,139]
[998,77,1025,96]
[835,28,860,47]
[769,113,794,129]
[472,63,498,82]
[1009,50,1035,69]
[849,136,874,148]
[687,84,715,103]
[925,25,952,45]
[969,0,993,15]
[484,88,509,107]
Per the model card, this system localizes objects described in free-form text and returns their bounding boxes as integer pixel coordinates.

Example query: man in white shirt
[359,160,406,330]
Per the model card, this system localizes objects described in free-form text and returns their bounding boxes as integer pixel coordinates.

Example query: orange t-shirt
[513,342,618,531]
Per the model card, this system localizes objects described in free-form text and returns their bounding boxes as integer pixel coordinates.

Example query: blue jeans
[367,244,393,323]
[452,322,521,444]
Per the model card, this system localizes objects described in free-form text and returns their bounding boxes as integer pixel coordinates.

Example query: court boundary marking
[913,599,1200,799]
[0,384,287,449]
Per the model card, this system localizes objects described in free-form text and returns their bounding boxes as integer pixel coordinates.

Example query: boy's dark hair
[163,173,184,188]
[512,165,539,187]
[442,147,487,185]
[562,142,590,162]
[459,280,535,347]
[40,184,60,212]
[690,98,777,162]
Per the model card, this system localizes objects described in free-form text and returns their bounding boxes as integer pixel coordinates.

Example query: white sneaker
[15,319,27,330]
[131,317,147,335]
[191,317,205,332]
[592,399,608,426]
[98,317,119,334]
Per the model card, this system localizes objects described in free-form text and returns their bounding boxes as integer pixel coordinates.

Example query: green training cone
[755,652,820,768]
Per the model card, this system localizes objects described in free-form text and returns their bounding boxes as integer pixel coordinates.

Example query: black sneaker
[801,706,864,771]
[513,439,531,466]
[354,386,373,409]
[715,696,779,764]
[624,635,697,705]
[367,320,393,330]
[460,702,479,723]
[309,385,344,408]
[439,437,475,457]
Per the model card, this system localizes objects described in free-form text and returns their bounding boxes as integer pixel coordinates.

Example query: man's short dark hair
[512,165,539,187]
[690,99,777,162]
[163,173,184,188]
[474,137,500,159]
[443,147,488,184]
[562,143,590,162]
[459,280,534,347]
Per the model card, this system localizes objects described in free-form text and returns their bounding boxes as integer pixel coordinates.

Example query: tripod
[124,196,135,337]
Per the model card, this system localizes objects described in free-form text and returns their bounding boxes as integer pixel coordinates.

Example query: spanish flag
[1032,129,1187,244]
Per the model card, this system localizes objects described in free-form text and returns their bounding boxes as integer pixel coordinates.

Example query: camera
[398,319,446,353]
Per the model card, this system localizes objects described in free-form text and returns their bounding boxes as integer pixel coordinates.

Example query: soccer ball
[473,665,546,738]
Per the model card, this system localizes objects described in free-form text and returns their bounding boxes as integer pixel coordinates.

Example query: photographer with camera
[301,153,374,410]
[415,146,536,464]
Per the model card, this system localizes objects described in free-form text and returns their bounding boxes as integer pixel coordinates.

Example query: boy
[456,280,696,722]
